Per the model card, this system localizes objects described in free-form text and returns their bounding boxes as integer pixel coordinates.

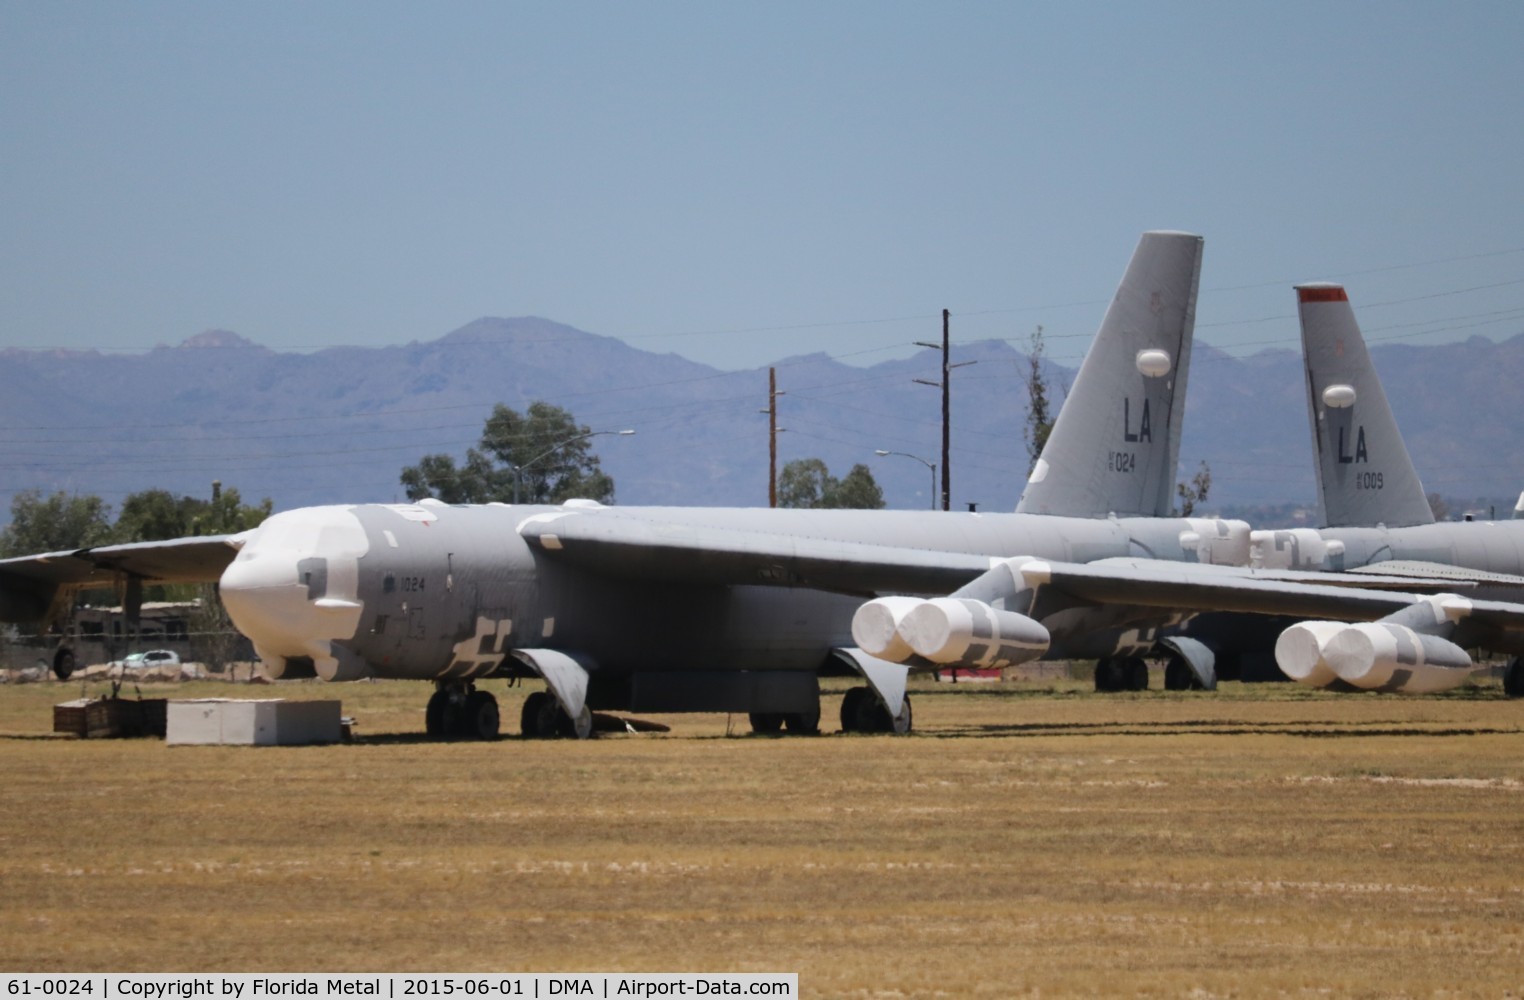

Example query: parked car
[116,650,181,670]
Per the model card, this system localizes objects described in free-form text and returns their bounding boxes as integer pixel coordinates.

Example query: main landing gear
[425,681,501,741]
[1505,656,1524,699]
[520,690,594,739]
[1163,653,1208,690]
[747,708,822,736]
[838,686,913,734]
[1094,656,1149,693]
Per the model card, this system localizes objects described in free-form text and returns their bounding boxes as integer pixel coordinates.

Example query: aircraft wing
[0,535,245,619]
[516,509,996,596]
[1341,559,1524,589]
[854,553,1524,680]
[1023,557,1498,621]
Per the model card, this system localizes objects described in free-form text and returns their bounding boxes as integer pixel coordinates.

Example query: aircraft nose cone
[219,548,307,655]
[219,506,371,670]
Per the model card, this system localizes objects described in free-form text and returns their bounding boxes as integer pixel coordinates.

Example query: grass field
[2,674,1522,997]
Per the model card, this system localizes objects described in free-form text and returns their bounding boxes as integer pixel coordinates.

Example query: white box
[166,699,342,746]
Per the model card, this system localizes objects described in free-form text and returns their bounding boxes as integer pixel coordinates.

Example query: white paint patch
[446,616,513,674]
[543,617,556,638]
[383,530,398,548]
[1027,458,1049,484]
[219,506,371,672]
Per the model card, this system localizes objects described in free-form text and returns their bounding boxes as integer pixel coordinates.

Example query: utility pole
[914,309,975,511]
[766,367,783,507]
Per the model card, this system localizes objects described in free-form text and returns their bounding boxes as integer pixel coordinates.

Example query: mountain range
[1,317,1519,526]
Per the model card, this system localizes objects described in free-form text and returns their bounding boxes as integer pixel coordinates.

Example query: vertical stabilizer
[1017,230,1203,518]
[1297,284,1433,528]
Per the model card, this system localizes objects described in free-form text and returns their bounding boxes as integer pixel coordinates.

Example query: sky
[4,1,1524,373]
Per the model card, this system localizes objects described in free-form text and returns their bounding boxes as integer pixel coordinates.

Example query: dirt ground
[2,676,1522,997]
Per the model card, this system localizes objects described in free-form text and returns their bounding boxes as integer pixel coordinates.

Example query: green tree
[778,459,885,510]
[0,490,113,557]
[113,484,272,542]
[832,464,886,510]
[402,401,619,505]
[1175,462,1213,517]
[778,458,833,509]
[1023,325,1055,474]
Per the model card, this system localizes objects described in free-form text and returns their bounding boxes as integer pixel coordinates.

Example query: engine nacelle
[898,598,1050,670]
[1274,621,1347,688]
[851,596,926,662]
[1323,622,1473,694]
[1179,518,1252,566]
[1251,528,1344,571]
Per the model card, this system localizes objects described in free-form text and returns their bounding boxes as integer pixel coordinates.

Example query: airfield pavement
[1,675,1522,997]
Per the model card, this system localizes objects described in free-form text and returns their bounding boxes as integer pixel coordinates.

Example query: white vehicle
[116,649,181,670]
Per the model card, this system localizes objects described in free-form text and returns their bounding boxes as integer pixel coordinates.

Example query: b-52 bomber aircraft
[5,232,1510,738]
[1,230,1258,737]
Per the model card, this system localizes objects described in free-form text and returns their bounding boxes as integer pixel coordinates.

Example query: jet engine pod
[851,596,926,663]
[1323,623,1473,694]
[1274,621,1346,688]
[898,598,1049,670]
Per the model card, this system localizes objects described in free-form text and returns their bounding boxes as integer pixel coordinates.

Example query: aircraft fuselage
[218,500,1241,699]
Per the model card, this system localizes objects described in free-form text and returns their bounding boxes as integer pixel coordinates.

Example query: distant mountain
[1,318,1519,526]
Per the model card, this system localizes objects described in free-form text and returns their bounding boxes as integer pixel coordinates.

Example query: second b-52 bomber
[3,232,1521,738]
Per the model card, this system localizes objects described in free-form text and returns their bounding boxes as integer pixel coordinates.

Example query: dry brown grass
[2,675,1523,997]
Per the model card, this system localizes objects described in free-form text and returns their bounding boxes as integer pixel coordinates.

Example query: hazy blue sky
[4,1,1523,372]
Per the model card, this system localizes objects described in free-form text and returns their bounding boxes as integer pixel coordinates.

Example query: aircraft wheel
[846,686,888,733]
[464,690,500,741]
[520,691,561,738]
[1504,656,1524,699]
[1164,655,1197,691]
[839,686,869,733]
[749,712,784,735]
[560,704,594,740]
[783,707,821,736]
[888,693,913,735]
[1094,658,1125,692]
[53,649,76,681]
[1124,657,1150,691]
[425,689,450,738]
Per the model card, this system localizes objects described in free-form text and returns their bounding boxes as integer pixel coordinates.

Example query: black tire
[1094,658,1125,692]
[1164,656,1195,691]
[840,687,869,733]
[53,649,76,681]
[858,694,892,734]
[425,689,450,738]
[749,712,784,735]
[1124,657,1149,692]
[465,690,500,741]
[1504,657,1524,699]
[520,691,562,739]
[783,708,821,736]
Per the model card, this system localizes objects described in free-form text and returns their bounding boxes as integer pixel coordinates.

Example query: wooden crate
[53,698,168,739]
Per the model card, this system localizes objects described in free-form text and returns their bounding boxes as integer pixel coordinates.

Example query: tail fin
[1296,283,1433,528]
[1017,230,1203,518]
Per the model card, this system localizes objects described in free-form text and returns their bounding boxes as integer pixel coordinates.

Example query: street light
[513,429,635,504]
[875,450,937,511]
